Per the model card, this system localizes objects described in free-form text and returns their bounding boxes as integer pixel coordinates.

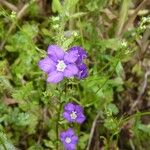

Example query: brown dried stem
[86,111,102,150]
[129,70,150,113]
[0,0,18,12]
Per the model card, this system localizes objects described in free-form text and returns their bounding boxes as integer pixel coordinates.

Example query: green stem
[123,111,150,123]
[95,60,119,95]
[56,82,67,150]
[77,4,84,46]
[56,102,62,150]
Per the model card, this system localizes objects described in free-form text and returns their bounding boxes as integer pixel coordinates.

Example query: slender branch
[86,111,102,150]
[0,0,18,12]
[129,70,150,113]
[123,111,150,123]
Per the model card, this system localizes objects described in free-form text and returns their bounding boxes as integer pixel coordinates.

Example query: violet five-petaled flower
[68,46,87,64]
[60,128,78,150]
[63,103,86,124]
[76,63,88,79]
[38,45,87,83]
[68,46,88,79]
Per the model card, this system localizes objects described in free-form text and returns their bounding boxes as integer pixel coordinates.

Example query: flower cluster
[60,103,86,150]
[38,44,87,150]
[38,45,87,83]
[68,46,87,79]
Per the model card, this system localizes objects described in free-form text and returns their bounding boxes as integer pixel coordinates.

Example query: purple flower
[68,46,88,79]
[38,45,79,83]
[60,128,78,150]
[68,46,87,64]
[76,63,88,79]
[63,103,86,124]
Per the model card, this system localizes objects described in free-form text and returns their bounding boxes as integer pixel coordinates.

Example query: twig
[129,70,150,113]
[0,0,18,12]
[86,111,102,150]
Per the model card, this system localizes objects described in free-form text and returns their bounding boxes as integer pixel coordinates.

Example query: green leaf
[108,77,124,86]
[48,129,57,141]
[132,63,143,76]
[52,0,62,13]
[138,124,150,135]
[12,82,34,101]
[98,39,123,50]
[62,36,75,49]
[86,0,107,11]
[104,118,118,131]
[115,61,125,77]
[44,140,56,148]
[0,76,13,94]
[107,103,119,115]
[78,133,89,149]
[0,132,16,150]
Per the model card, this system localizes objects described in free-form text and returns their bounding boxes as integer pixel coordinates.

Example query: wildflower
[63,103,86,124]
[60,128,78,150]
[38,45,79,83]
[76,63,88,79]
[68,46,87,64]
[68,46,88,79]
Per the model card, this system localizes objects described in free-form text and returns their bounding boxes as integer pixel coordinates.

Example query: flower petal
[60,132,66,141]
[47,45,65,62]
[63,112,72,122]
[60,128,78,150]
[67,143,76,150]
[64,64,78,78]
[38,57,56,73]
[76,63,88,79]
[76,114,86,123]
[71,135,78,143]
[47,71,63,83]
[64,50,78,63]
[69,46,87,64]
[75,105,83,113]
[67,128,75,136]
[64,103,75,111]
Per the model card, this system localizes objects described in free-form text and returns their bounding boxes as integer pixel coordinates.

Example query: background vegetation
[0,0,150,149]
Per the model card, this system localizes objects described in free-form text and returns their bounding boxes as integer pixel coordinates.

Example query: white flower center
[65,137,71,144]
[70,111,77,120]
[56,60,66,72]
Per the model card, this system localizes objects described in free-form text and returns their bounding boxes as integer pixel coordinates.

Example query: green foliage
[78,133,89,149]
[0,0,149,149]
[86,0,107,11]
[0,132,16,150]
[131,116,150,150]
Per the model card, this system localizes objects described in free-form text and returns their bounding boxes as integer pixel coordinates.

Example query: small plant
[0,0,150,150]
